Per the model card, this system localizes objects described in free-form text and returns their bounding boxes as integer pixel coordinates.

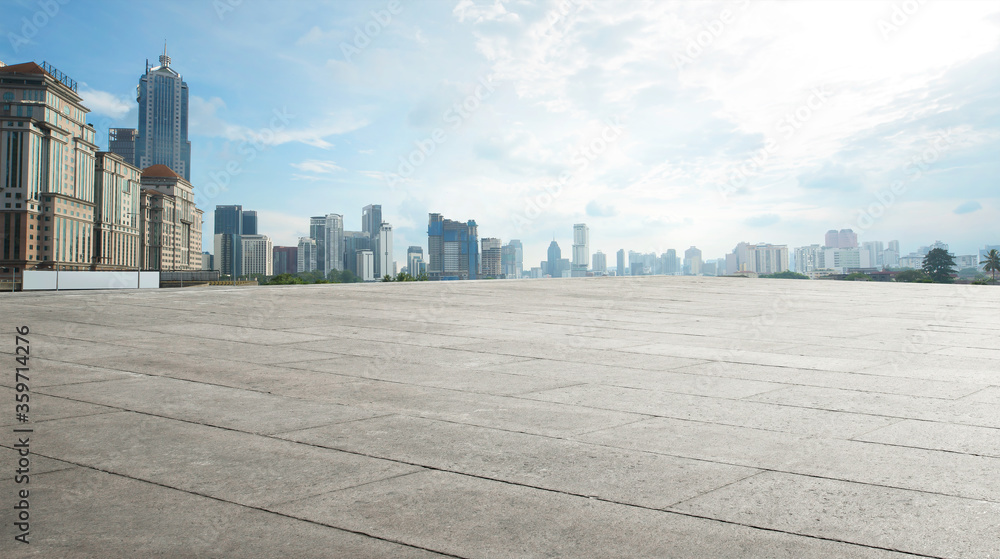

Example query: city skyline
[3,1,998,267]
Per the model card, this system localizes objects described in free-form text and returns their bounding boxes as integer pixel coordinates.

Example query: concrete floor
[1,276,998,558]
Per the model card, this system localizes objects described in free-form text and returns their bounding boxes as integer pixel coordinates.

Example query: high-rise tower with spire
[135,44,191,180]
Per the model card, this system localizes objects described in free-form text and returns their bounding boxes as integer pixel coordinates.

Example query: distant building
[136,47,191,180]
[407,245,424,277]
[794,244,823,274]
[572,223,589,277]
[108,128,138,167]
[427,213,478,280]
[684,246,702,275]
[297,237,317,273]
[342,231,370,275]
[502,240,522,279]
[241,210,257,235]
[272,246,297,275]
[824,228,857,249]
[377,222,392,279]
[201,251,212,270]
[139,164,203,271]
[727,242,788,275]
[356,249,374,281]
[241,234,272,276]
[322,213,344,276]
[592,251,607,275]
[309,216,326,273]
[616,249,625,276]
[546,240,562,278]
[214,205,243,277]
[481,237,502,277]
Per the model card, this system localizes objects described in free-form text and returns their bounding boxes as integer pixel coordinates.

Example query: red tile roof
[141,165,180,178]
[0,62,48,75]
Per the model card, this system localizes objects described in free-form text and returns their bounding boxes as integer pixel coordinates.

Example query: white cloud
[78,88,132,119]
[453,0,520,24]
[291,160,345,174]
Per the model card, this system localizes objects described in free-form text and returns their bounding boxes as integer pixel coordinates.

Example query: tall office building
[825,228,858,249]
[616,249,625,276]
[684,246,703,275]
[546,240,562,278]
[297,237,316,272]
[214,205,243,277]
[241,234,272,276]
[825,230,839,248]
[272,246,297,275]
[572,223,589,277]
[108,128,138,166]
[1,61,98,276]
[407,245,424,276]
[242,210,257,235]
[342,230,370,275]
[136,47,191,180]
[377,222,392,279]
[592,251,607,275]
[507,239,523,278]
[309,216,326,273]
[481,237,502,277]
[427,213,478,280]
[356,249,374,281]
[362,204,382,239]
[324,213,344,276]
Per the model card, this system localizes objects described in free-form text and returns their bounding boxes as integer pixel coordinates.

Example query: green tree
[267,273,305,285]
[981,249,1000,284]
[895,269,930,283]
[762,271,809,279]
[382,274,394,282]
[843,272,872,281]
[922,248,957,283]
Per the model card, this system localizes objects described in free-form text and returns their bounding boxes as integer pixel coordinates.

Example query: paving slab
[671,471,1000,559]
[276,414,761,509]
[34,411,424,508]
[0,468,447,559]
[272,469,916,559]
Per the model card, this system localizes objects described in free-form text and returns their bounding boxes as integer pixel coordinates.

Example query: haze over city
[4,0,999,267]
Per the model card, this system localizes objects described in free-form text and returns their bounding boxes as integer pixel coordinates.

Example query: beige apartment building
[93,152,141,270]
[139,164,203,271]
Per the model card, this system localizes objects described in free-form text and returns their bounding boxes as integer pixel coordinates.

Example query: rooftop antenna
[159,41,170,67]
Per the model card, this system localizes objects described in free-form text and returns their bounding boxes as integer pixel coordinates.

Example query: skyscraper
[324,213,344,276]
[214,205,242,277]
[481,237,502,277]
[508,239,523,278]
[592,251,607,275]
[297,237,317,273]
[572,223,589,277]
[136,47,191,180]
[241,234,272,276]
[242,210,258,235]
[427,213,478,280]
[684,246,703,275]
[377,222,392,278]
[362,204,382,239]
[546,240,562,278]
[108,128,138,166]
[309,216,326,273]
[616,249,625,276]
[407,246,424,276]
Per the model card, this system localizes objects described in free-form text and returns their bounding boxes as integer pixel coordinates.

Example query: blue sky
[3,0,999,266]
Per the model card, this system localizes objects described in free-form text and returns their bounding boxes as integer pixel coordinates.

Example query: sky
[3,0,999,267]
